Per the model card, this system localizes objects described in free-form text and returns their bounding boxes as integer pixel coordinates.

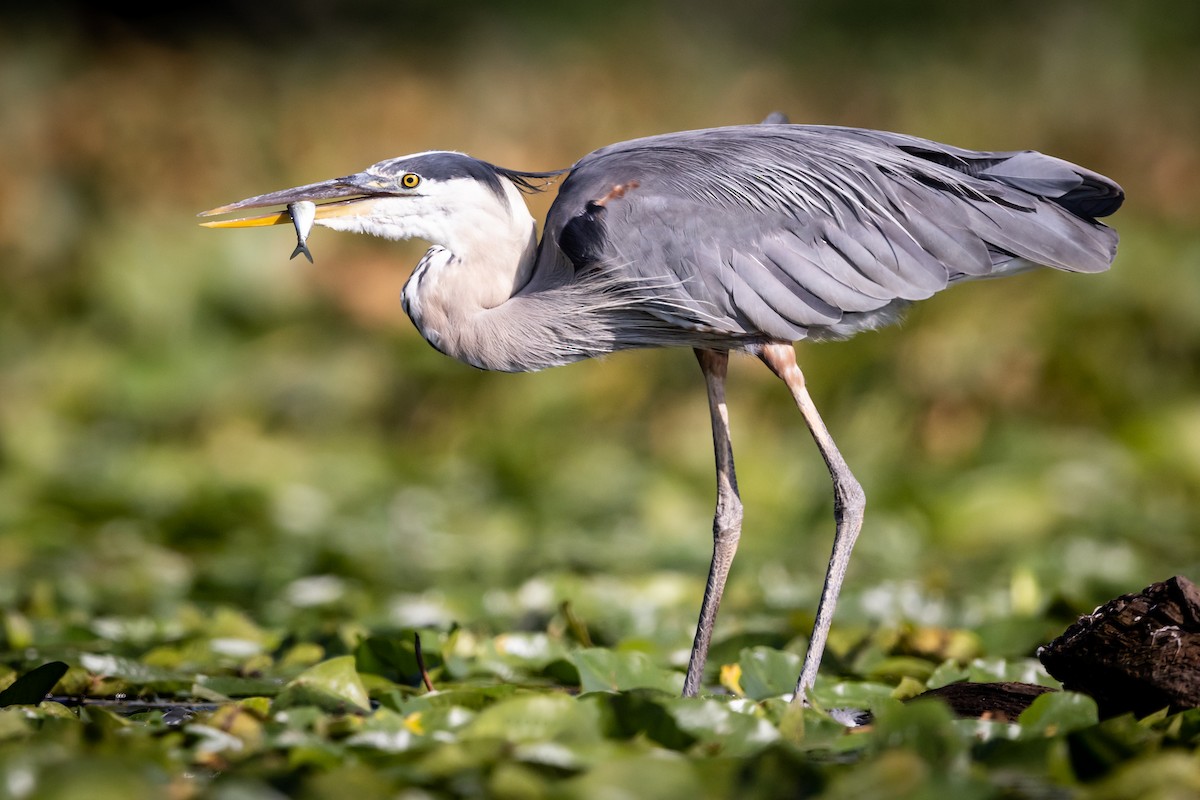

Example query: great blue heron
[200,120,1123,704]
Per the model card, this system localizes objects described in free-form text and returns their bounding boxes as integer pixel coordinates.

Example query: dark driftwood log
[893,576,1200,723]
[914,681,1055,722]
[1037,575,1200,718]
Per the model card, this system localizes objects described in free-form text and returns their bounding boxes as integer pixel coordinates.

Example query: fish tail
[290,242,314,263]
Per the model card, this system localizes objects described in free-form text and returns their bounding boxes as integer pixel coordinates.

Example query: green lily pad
[737,646,803,700]
[194,674,285,699]
[926,659,972,689]
[355,631,444,685]
[585,689,696,750]
[78,653,183,685]
[273,656,371,713]
[570,648,684,694]
[867,697,967,768]
[1018,691,1099,737]
[396,683,522,714]
[666,697,781,757]
[461,692,603,744]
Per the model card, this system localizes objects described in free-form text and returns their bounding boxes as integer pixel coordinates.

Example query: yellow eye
[401,173,421,189]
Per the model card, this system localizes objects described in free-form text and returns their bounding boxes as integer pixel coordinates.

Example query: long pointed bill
[197,173,387,229]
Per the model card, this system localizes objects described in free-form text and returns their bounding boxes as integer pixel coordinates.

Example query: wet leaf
[355,632,444,686]
[864,655,937,684]
[1066,713,1163,781]
[273,656,371,713]
[78,654,182,685]
[195,674,285,698]
[197,704,266,755]
[585,689,696,750]
[666,697,781,757]
[1085,752,1200,800]
[559,751,712,799]
[736,647,802,700]
[462,692,603,744]
[571,648,684,694]
[397,683,522,714]
[966,657,1057,687]
[0,709,32,739]
[1018,691,1099,737]
[811,679,897,711]
[926,659,971,689]
[867,698,967,768]
[890,676,926,701]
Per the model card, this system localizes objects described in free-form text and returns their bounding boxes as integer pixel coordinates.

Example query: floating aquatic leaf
[736,647,803,700]
[355,632,443,686]
[273,656,371,713]
[890,676,927,701]
[0,709,31,739]
[1018,691,1099,738]
[967,657,1058,687]
[666,697,781,757]
[864,655,937,684]
[811,679,897,711]
[558,751,710,799]
[1065,713,1163,782]
[493,632,566,664]
[571,648,684,694]
[1085,751,1200,799]
[194,674,284,699]
[584,689,696,751]
[79,654,182,684]
[462,692,603,744]
[867,698,968,769]
[926,659,971,689]
[397,684,521,714]
[196,704,266,755]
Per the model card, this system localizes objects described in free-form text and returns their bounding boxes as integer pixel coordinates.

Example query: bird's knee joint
[835,477,866,518]
[713,497,744,541]
[713,523,742,547]
[758,343,804,386]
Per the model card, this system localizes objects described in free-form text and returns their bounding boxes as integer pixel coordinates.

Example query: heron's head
[200,151,550,252]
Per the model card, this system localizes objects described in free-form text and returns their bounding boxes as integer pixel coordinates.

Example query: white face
[200,151,536,259]
[314,171,533,256]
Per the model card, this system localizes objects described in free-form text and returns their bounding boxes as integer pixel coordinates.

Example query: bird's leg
[683,348,744,697]
[759,342,866,706]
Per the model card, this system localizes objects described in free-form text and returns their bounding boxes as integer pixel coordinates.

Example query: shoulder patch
[559,203,610,267]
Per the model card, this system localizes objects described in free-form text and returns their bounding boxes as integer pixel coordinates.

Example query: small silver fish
[288,200,316,262]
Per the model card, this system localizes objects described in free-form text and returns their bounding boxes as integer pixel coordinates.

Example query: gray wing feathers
[978,152,1123,219]
[818,223,946,297]
[979,151,1084,197]
[546,124,1122,341]
[729,250,841,327]
[725,259,811,339]
[834,127,1124,219]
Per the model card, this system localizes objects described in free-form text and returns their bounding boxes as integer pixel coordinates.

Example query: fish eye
[401,173,421,189]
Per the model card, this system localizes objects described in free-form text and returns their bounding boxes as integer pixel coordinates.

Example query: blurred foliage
[1,1,1199,796]
[1,633,1199,799]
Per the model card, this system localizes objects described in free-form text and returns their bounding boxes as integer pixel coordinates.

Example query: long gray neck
[398,180,704,372]
[402,241,648,372]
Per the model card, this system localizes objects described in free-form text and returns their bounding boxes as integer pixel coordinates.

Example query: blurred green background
[1,1,1198,665]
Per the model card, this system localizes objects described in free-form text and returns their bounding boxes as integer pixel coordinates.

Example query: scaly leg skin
[759,343,866,706]
[683,348,745,697]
